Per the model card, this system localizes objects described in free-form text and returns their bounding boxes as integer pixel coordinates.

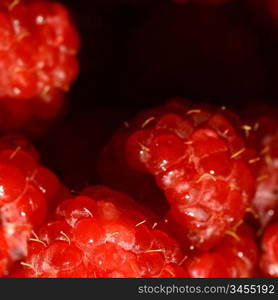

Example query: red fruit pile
[100,99,258,251]
[0,134,62,276]
[0,0,277,280]
[0,0,80,134]
[0,99,277,278]
[11,186,186,278]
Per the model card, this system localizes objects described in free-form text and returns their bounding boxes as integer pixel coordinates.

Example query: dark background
[60,0,278,110]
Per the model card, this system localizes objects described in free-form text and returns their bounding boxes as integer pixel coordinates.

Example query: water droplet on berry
[36,15,44,25]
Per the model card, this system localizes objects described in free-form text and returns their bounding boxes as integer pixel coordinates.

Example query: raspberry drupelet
[100,99,257,250]
[259,222,278,278]
[0,0,80,132]
[12,186,187,278]
[183,224,258,278]
[0,134,62,277]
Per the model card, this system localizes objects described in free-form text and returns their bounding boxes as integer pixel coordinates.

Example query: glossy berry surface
[259,222,278,278]
[0,134,61,277]
[252,123,278,228]
[12,186,187,278]
[0,0,80,132]
[100,99,256,250]
[183,224,258,278]
[241,106,278,228]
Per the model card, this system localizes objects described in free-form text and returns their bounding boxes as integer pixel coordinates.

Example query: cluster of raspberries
[0,0,277,279]
[0,97,275,278]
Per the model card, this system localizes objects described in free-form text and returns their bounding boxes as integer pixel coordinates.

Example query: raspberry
[183,224,258,278]
[253,127,278,227]
[240,105,278,228]
[259,222,278,278]
[0,134,62,276]
[0,0,80,133]
[12,186,187,278]
[100,99,256,250]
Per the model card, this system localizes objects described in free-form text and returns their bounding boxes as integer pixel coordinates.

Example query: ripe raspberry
[0,0,80,133]
[0,134,62,277]
[240,105,278,228]
[259,222,278,277]
[12,186,187,278]
[100,99,256,250]
[183,224,258,278]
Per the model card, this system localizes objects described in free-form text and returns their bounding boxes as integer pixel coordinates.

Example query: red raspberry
[100,99,256,250]
[183,224,258,278]
[259,222,278,278]
[0,134,62,277]
[12,186,187,278]
[253,128,278,228]
[0,0,80,133]
[240,105,278,228]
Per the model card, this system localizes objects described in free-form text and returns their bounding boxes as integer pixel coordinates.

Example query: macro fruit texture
[99,99,258,251]
[253,126,278,227]
[0,0,80,134]
[0,134,63,277]
[240,105,278,228]
[11,186,187,278]
[183,224,258,278]
[259,222,278,278]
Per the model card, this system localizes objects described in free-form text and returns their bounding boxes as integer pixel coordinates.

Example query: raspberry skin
[100,99,256,250]
[183,224,258,278]
[252,127,278,228]
[259,222,278,278]
[0,0,80,133]
[0,0,80,100]
[12,186,187,278]
[240,106,278,228]
[0,134,62,277]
